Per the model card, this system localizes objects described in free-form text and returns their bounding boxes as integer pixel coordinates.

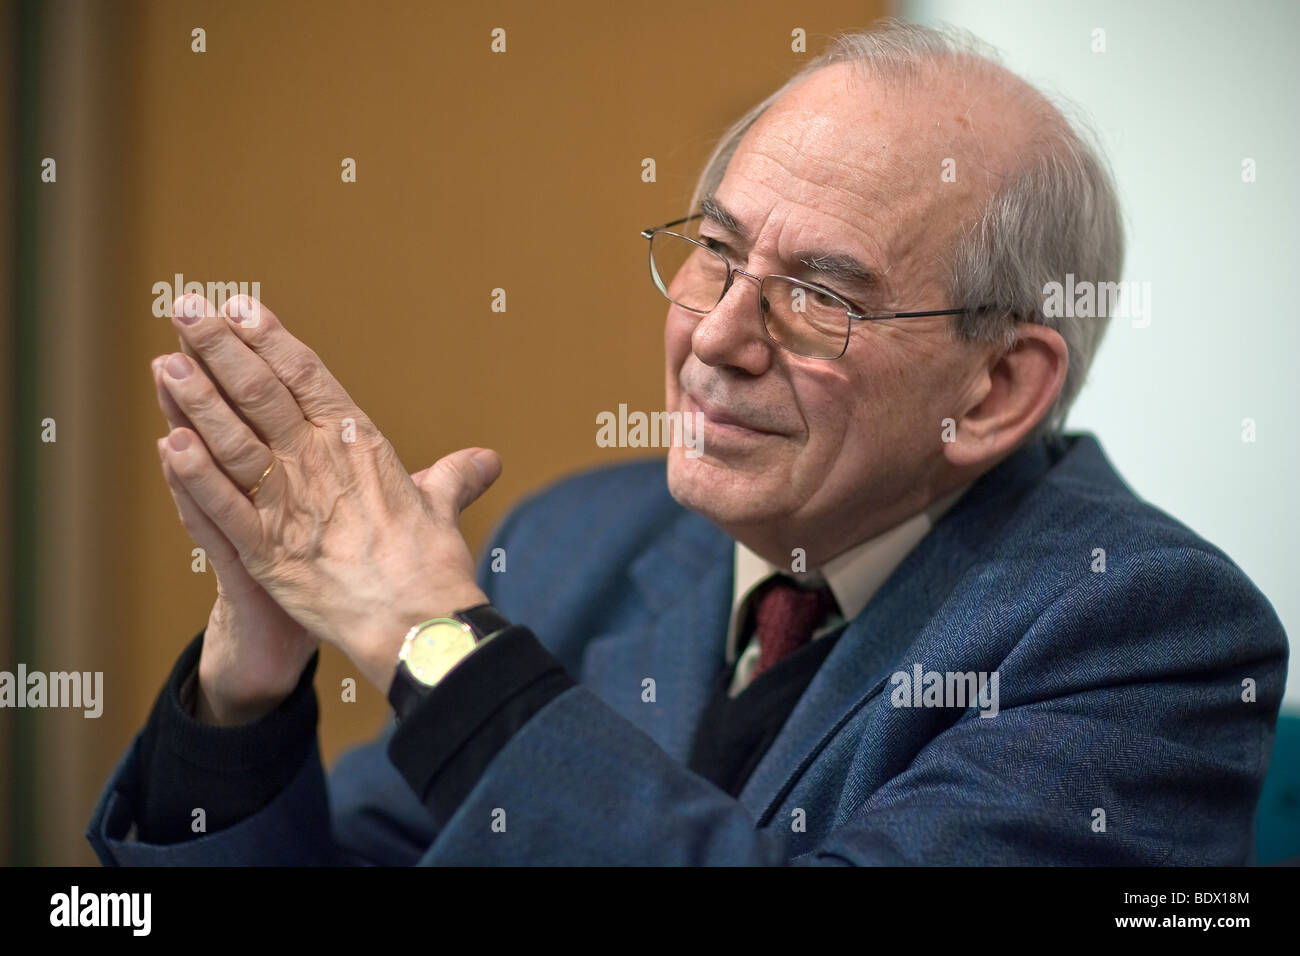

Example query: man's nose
[690,271,775,375]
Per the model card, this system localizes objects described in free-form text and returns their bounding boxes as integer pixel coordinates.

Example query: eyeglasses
[641,212,986,360]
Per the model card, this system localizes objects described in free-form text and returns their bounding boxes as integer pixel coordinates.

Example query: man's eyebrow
[795,251,881,290]
[699,194,882,293]
[699,196,749,241]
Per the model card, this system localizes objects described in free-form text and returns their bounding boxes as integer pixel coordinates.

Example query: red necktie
[749,576,839,682]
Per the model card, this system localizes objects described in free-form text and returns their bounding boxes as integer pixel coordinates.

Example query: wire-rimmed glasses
[641,213,986,360]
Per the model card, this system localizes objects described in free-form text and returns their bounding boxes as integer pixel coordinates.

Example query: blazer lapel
[738,436,1058,823]
[578,509,733,760]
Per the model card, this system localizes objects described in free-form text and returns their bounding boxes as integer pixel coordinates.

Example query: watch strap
[388,661,428,725]
[453,603,512,642]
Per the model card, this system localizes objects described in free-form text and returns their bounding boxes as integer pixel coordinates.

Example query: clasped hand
[152,293,498,699]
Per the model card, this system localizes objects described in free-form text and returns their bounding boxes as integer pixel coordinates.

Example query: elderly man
[89,22,1286,865]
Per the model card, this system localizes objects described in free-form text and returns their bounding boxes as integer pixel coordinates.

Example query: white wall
[903,0,1299,710]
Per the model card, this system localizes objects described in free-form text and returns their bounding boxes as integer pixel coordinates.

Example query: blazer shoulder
[999,433,1286,647]
[1042,434,1252,563]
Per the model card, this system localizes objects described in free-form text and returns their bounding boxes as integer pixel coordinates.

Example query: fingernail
[178,296,205,325]
[471,449,497,482]
[169,430,190,451]
[165,353,191,379]
[230,296,261,329]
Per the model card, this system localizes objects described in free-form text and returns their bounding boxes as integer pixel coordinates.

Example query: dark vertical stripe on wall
[9,0,43,866]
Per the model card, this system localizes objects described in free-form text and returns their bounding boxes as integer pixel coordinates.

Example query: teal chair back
[1256,713,1300,864]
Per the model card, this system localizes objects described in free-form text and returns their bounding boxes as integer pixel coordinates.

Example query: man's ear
[943,323,1069,469]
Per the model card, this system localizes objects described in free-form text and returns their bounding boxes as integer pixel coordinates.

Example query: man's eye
[699,236,730,255]
[806,284,848,307]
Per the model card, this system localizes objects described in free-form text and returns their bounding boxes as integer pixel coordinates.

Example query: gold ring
[245,460,277,499]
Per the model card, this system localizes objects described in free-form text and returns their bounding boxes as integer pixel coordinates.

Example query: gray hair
[688,19,1125,435]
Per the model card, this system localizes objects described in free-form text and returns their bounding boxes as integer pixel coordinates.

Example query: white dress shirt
[725,484,971,697]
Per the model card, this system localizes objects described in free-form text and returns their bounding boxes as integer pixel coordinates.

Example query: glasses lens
[760,277,851,359]
[649,231,728,312]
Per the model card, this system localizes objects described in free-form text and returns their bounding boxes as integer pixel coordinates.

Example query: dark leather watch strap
[453,603,512,641]
[388,666,425,725]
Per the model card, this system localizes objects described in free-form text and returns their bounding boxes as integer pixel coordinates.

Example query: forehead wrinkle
[712,59,1054,324]
[743,124,930,252]
[721,108,971,308]
[751,119,900,199]
[714,168,903,303]
[764,66,1017,209]
[728,147,898,248]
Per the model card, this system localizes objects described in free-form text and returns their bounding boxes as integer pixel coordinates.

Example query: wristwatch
[387,603,512,723]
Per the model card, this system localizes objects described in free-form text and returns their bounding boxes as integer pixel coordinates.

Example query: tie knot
[749,576,838,682]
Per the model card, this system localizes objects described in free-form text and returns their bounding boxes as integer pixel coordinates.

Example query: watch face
[404,619,477,687]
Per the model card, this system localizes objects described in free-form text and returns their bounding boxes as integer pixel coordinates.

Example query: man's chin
[666,447,785,528]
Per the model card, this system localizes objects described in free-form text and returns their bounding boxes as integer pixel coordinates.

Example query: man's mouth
[685,392,782,437]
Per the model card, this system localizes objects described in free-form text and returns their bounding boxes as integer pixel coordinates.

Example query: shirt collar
[724,483,972,664]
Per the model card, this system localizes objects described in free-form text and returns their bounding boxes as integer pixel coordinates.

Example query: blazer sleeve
[87,730,344,866]
[416,546,1287,865]
[85,506,531,867]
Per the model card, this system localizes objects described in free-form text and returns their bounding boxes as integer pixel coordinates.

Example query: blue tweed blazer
[88,432,1288,864]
